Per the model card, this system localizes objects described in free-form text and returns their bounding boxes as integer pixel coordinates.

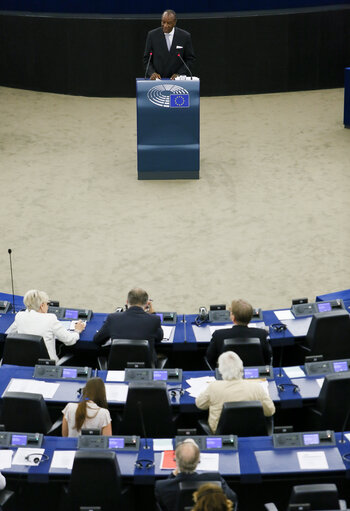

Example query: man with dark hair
[143,10,196,80]
[206,299,272,367]
[93,287,163,361]
[155,438,237,511]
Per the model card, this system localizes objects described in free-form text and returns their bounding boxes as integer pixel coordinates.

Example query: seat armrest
[57,353,74,366]
[339,499,347,510]
[48,418,63,435]
[97,356,108,370]
[204,357,214,371]
[0,489,15,508]
[266,416,274,436]
[157,357,168,369]
[264,503,278,511]
[198,419,212,435]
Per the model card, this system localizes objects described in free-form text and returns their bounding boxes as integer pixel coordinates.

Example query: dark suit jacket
[143,26,196,78]
[155,471,237,511]
[206,324,272,367]
[93,306,163,360]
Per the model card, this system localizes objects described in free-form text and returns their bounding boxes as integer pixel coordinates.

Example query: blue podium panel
[136,79,200,180]
[344,68,350,128]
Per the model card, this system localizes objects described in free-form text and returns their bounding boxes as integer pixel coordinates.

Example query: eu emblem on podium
[170,94,190,108]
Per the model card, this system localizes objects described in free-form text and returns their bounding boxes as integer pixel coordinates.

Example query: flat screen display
[62,368,77,378]
[206,437,222,449]
[156,313,164,322]
[12,434,27,446]
[317,302,331,312]
[303,433,319,445]
[153,370,167,381]
[108,437,125,449]
[244,368,259,379]
[65,309,79,319]
[333,361,348,372]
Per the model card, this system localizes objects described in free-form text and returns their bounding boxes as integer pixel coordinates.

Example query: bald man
[155,438,237,511]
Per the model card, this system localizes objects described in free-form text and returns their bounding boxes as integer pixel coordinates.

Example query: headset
[25,452,49,464]
[271,323,287,333]
[134,458,154,469]
[168,387,185,399]
[195,307,209,326]
[277,383,300,393]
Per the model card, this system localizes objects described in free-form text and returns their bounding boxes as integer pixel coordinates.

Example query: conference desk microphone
[144,52,153,79]
[182,314,187,343]
[339,402,350,445]
[7,248,16,314]
[177,54,193,80]
[138,401,150,450]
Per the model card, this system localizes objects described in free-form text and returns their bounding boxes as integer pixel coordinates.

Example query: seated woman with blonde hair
[192,483,234,511]
[62,378,112,437]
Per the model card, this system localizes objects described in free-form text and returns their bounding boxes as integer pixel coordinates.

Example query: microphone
[144,52,153,79]
[177,53,193,79]
[8,249,16,314]
[137,400,150,450]
[182,314,187,343]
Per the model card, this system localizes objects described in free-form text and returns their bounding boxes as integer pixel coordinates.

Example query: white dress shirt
[165,27,175,51]
[6,309,79,362]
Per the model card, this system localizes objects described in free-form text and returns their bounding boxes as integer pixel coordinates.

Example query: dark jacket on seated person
[206,324,272,367]
[155,471,237,511]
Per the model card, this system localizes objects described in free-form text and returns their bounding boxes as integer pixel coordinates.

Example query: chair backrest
[177,480,222,511]
[119,381,174,437]
[107,339,154,369]
[67,450,121,511]
[316,373,350,429]
[3,333,50,366]
[216,401,270,436]
[2,392,52,433]
[223,337,265,366]
[288,484,341,510]
[306,310,350,359]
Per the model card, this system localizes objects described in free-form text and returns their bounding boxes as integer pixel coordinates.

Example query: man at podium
[143,9,196,80]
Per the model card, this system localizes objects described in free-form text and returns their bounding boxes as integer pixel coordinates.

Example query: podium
[136,78,200,180]
[344,68,350,129]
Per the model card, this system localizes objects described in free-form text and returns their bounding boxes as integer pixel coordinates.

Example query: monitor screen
[11,434,27,446]
[62,368,77,378]
[333,361,348,373]
[206,437,222,449]
[317,302,331,313]
[108,437,124,449]
[244,368,259,379]
[303,433,319,446]
[153,370,167,381]
[65,309,79,319]
[156,313,164,322]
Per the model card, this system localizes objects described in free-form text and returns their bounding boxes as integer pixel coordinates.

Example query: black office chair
[301,310,350,360]
[97,339,167,370]
[177,480,222,511]
[307,373,350,430]
[2,333,73,366]
[2,392,62,434]
[205,337,270,370]
[199,401,273,436]
[117,381,177,437]
[62,450,130,511]
[265,483,347,511]
[0,489,15,511]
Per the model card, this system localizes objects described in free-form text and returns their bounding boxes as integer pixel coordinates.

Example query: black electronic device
[0,300,11,314]
[208,309,231,322]
[292,298,308,305]
[216,366,273,381]
[291,299,345,317]
[48,306,93,321]
[125,368,182,383]
[175,435,238,451]
[273,430,335,448]
[37,358,55,366]
[0,431,43,448]
[288,505,311,511]
[78,435,140,451]
[252,308,263,321]
[156,312,177,324]
[305,359,350,376]
[34,365,92,380]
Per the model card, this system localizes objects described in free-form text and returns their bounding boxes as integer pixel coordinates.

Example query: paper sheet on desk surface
[161,326,174,342]
[280,317,312,337]
[197,453,219,472]
[12,448,44,466]
[283,366,306,378]
[297,450,328,470]
[316,378,324,388]
[0,450,13,469]
[5,378,59,399]
[153,439,174,451]
[345,433,350,442]
[106,370,125,382]
[105,383,128,402]
[274,310,295,320]
[185,376,216,398]
[51,450,76,470]
[208,325,231,336]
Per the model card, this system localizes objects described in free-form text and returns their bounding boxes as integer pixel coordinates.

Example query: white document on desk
[161,326,175,343]
[208,325,231,336]
[283,366,306,378]
[197,453,219,471]
[297,450,328,470]
[280,318,312,337]
[105,383,128,402]
[4,378,59,399]
[192,325,211,342]
[185,376,215,398]
[12,448,44,466]
[51,450,76,470]
[274,310,295,320]
[106,371,125,382]
[316,378,325,388]
[0,450,13,469]
[153,439,174,451]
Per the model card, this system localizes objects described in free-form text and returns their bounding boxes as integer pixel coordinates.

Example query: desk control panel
[305,359,350,376]
[273,430,335,449]
[216,366,273,381]
[0,431,43,448]
[252,308,263,321]
[175,435,238,451]
[78,435,140,451]
[48,306,93,321]
[291,299,344,317]
[125,368,182,383]
[156,312,177,324]
[209,310,231,323]
[0,300,11,314]
[34,365,92,380]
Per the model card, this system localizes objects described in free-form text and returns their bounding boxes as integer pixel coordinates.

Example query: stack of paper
[4,378,59,399]
[185,376,215,398]
[161,326,175,343]
[105,383,128,402]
